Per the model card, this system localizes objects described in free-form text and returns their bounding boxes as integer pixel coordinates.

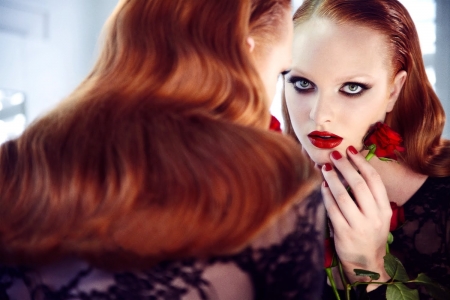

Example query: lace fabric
[390,176,450,299]
[322,176,450,300]
[1,190,325,300]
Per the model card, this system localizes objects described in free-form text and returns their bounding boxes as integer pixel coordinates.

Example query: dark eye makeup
[286,75,371,97]
[339,82,371,97]
[286,76,315,93]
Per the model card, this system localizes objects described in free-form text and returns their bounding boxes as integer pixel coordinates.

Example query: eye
[342,83,362,93]
[296,80,312,89]
[339,82,370,97]
[287,76,315,93]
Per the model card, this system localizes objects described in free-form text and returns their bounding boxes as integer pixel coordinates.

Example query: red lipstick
[308,131,343,149]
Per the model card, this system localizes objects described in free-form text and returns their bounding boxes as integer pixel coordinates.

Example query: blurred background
[0,0,449,144]
[0,0,117,143]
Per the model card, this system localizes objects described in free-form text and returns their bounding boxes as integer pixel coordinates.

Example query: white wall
[0,0,117,123]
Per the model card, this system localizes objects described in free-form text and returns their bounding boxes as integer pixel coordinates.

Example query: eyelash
[286,76,315,93]
[340,82,371,97]
[286,76,371,97]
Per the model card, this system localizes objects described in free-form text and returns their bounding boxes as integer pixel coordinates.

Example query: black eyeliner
[286,76,315,93]
[340,82,372,97]
[286,75,307,84]
[345,81,371,90]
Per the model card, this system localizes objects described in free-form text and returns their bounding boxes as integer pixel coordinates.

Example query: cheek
[365,88,393,114]
[285,91,311,125]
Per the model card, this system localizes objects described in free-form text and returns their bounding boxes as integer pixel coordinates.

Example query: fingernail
[331,151,342,160]
[324,163,332,171]
[323,181,328,187]
[348,146,358,155]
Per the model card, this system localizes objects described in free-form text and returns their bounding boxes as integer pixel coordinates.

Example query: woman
[0,0,324,299]
[283,0,450,299]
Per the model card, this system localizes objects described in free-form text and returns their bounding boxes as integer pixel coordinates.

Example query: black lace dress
[322,176,450,299]
[0,190,325,300]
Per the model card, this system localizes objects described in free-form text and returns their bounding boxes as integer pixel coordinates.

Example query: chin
[301,143,340,164]
[305,151,330,167]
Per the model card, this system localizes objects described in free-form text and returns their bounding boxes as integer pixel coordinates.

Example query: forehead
[292,18,391,78]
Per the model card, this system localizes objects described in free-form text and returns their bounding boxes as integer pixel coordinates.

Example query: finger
[321,163,362,227]
[346,146,391,211]
[329,150,378,216]
[321,181,350,229]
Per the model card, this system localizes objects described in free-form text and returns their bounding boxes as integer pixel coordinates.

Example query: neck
[363,151,428,206]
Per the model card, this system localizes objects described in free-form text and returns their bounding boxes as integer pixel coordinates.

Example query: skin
[284,17,429,291]
[285,18,406,166]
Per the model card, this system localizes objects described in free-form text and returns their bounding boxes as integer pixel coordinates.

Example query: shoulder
[230,188,325,299]
[249,188,324,246]
[1,258,253,300]
[411,176,450,206]
[404,177,450,226]
[428,175,450,188]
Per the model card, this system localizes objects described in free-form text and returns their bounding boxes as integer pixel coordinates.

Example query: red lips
[308,131,343,149]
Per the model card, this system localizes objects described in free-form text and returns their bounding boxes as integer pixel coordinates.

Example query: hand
[321,146,392,290]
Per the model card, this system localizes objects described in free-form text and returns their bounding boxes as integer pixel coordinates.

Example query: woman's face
[253,8,293,104]
[284,18,405,165]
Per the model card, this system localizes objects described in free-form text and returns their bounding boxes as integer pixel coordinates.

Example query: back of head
[0,0,321,269]
[249,0,292,57]
[80,0,290,128]
[0,107,319,269]
[284,0,450,176]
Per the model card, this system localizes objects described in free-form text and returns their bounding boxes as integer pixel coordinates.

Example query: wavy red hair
[0,0,321,269]
[283,0,450,176]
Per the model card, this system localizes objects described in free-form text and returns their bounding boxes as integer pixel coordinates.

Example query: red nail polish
[323,181,328,187]
[348,146,358,155]
[331,151,342,160]
[324,163,332,171]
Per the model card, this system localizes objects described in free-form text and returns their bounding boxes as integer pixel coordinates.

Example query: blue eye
[287,76,315,93]
[340,82,370,96]
[296,80,312,89]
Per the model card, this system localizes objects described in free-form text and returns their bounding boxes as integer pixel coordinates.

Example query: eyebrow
[289,68,375,82]
[336,74,375,82]
[288,68,312,78]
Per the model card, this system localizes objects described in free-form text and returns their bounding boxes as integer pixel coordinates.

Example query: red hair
[283,0,450,176]
[249,0,291,57]
[0,0,321,269]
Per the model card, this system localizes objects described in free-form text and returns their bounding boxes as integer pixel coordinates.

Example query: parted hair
[0,0,320,269]
[283,0,450,177]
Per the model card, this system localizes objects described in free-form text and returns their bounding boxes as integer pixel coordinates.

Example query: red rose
[390,202,405,231]
[363,122,405,160]
[269,115,282,132]
[324,238,337,268]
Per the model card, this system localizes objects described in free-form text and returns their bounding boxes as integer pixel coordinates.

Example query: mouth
[307,131,343,149]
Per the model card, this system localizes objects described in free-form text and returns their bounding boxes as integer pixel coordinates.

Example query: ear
[386,70,407,113]
[246,36,255,53]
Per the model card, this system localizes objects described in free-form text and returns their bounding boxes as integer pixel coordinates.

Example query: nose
[309,92,333,125]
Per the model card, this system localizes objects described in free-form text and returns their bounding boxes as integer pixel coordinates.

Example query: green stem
[365,153,375,161]
[352,281,392,287]
[386,232,394,253]
[326,267,341,300]
[346,284,352,300]
[365,144,377,162]
[338,260,348,291]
